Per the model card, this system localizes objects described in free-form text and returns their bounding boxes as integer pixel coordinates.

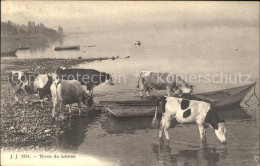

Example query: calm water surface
[5,27,259,165]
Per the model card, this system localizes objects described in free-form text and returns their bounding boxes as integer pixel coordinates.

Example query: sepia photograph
[1,1,259,166]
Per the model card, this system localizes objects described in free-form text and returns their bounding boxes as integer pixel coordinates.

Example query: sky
[1,1,259,34]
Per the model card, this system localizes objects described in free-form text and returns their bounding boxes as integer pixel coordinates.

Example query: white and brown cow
[8,71,53,107]
[154,96,227,145]
[136,71,193,97]
[50,79,93,118]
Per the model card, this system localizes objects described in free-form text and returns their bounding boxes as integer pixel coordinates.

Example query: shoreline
[1,57,119,80]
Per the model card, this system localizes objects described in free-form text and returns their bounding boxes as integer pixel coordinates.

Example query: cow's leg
[146,89,150,96]
[163,120,171,146]
[198,124,206,143]
[78,97,82,115]
[14,93,19,103]
[52,102,57,118]
[139,86,144,97]
[14,89,23,103]
[152,106,158,128]
[39,99,44,108]
[91,87,94,96]
[59,100,65,119]
[159,117,171,146]
[139,78,145,97]
[166,86,172,96]
[159,123,163,138]
[68,104,72,114]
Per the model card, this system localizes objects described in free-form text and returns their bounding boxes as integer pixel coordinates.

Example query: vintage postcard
[1,1,259,166]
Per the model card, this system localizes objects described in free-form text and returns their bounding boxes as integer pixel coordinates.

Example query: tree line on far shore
[1,20,64,38]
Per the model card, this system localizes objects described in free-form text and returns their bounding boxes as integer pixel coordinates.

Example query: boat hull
[1,50,17,57]
[101,83,255,117]
[54,45,80,51]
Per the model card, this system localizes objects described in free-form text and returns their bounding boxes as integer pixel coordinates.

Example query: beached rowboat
[54,45,80,51]
[193,83,256,108]
[100,83,257,117]
[17,47,30,50]
[1,50,17,57]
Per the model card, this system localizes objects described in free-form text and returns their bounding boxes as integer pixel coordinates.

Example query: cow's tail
[136,72,143,88]
[151,96,167,129]
[54,79,63,100]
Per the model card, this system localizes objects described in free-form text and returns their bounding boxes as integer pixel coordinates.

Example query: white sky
[1,1,259,33]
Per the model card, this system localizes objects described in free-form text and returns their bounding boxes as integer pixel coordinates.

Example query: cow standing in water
[50,79,93,118]
[136,71,193,97]
[8,71,53,107]
[154,96,227,146]
[55,68,114,94]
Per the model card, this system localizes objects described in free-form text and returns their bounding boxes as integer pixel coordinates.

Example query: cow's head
[9,71,28,86]
[179,83,194,95]
[215,120,227,144]
[82,91,94,108]
[205,109,227,144]
[8,71,36,93]
[34,74,53,98]
[103,73,114,86]
[8,72,20,86]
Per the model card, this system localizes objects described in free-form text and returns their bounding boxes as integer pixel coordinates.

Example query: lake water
[3,27,259,165]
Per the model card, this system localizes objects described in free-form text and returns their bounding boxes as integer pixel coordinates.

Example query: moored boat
[100,83,257,117]
[54,45,80,51]
[193,83,256,108]
[1,50,17,57]
[17,47,30,50]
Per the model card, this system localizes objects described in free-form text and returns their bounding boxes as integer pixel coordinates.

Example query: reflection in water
[58,37,64,46]
[100,116,154,134]
[56,100,258,165]
[57,110,100,151]
[152,140,228,166]
[1,37,60,53]
[1,36,63,58]
[60,105,254,147]
[100,105,252,135]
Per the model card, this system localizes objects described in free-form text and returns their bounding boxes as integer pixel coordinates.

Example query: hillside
[1,21,64,38]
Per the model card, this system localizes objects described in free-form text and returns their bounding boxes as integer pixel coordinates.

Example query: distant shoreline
[1,35,64,40]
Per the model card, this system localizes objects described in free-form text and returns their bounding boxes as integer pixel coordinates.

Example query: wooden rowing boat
[17,47,30,50]
[54,45,80,51]
[1,50,17,57]
[193,83,256,108]
[100,83,256,117]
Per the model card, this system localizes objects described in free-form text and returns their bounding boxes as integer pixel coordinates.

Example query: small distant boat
[1,50,17,57]
[54,45,80,51]
[17,47,30,50]
[134,41,141,46]
[100,83,256,117]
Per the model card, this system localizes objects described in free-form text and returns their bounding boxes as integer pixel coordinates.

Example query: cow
[136,71,193,97]
[154,96,227,146]
[55,68,114,94]
[50,79,93,118]
[8,70,53,107]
